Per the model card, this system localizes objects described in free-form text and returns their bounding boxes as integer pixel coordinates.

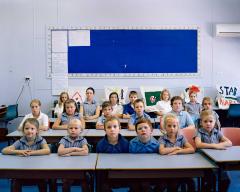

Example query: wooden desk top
[96,153,216,170]
[201,146,240,163]
[0,153,97,170]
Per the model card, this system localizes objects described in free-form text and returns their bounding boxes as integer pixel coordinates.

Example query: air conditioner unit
[216,24,240,37]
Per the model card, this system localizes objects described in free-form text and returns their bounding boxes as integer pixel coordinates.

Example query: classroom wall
[0,0,240,130]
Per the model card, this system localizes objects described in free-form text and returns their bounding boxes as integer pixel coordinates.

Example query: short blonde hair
[200,110,215,121]
[163,113,179,129]
[68,119,82,130]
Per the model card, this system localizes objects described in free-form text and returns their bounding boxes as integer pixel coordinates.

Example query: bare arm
[195,137,229,149]
[96,123,104,130]
[52,117,68,130]
[159,144,182,155]
[58,144,88,156]
[28,144,51,155]
[39,125,49,131]
[80,117,85,129]
[128,124,135,131]
[220,136,232,147]
[86,106,100,120]
[171,142,195,155]
[122,114,131,119]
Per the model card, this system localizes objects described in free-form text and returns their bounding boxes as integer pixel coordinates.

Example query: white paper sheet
[52,30,68,52]
[52,53,68,73]
[52,73,68,95]
[69,30,90,46]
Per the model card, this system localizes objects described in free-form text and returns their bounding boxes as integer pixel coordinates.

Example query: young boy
[96,117,129,153]
[96,101,113,130]
[58,119,88,156]
[129,118,159,153]
[128,99,151,131]
[166,96,195,130]
[122,91,138,119]
[159,113,195,155]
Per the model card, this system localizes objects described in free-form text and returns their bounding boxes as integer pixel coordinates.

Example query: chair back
[180,127,196,150]
[221,127,240,146]
[6,104,18,121]
[227,104,240,118]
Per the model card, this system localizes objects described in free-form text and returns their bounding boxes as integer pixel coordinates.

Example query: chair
[221,127,240,146]
[0,104,18,128]
[180,127,196,150]
[227,104,240,127]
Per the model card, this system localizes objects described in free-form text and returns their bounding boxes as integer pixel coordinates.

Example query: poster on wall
[68,87,87,104]
[104,86,128,104]
[216,85,240,109]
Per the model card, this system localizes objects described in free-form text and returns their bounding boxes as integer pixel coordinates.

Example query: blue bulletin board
[48,27,200,78]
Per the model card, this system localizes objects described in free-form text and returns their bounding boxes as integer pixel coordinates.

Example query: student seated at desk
[159,113,195,155]
[52,99,85,130]
[109,92,123,118]
[96,117,129,153]
[18,99,49,131]
[54,91,69,117]
[122,90,138,119]
[2,118,50,156]
[80,87,100,120]
[155,88,172,116]
[129,119,159,153]
[96,101,113,130]
[128,99,151,131]
[58,119,88,156]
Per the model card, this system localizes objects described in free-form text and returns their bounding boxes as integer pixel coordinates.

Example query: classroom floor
[0,142,240,192]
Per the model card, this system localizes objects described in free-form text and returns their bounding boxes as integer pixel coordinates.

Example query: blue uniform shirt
[129,136,159,153]
[195,127,223,144]
[13,136,46,150]
[96,134,129,153]
[128,112,151,126]
[123,102,135,115]
[59,135,88,148]
[159,134,186,148]
[169,110,194,129]
[60,112,82,125]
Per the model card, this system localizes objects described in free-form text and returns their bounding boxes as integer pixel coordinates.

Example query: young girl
[96,117,129,153]
[58,119,88,156]
[185,91,202,125]
[2,118,50,156]
[194,110,232,149]
[109,92,123,118]
[54,91,69,117]
[52,99,85,130]
[129,118,159,153]
[18,99,49,131]
[80,87,100,120]
[159,113,195,155]
[155,89,172,116]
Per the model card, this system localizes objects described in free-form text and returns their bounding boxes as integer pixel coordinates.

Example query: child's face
[65,103,76,115]
[23,122,38,139]
[165,118,179,136]
[201,115,215,133]
[68,123,82,138]
[110,94,118,105]
[86,90,94,100]
[103,106,112,117]
[31,102,40,115]
[105,120,120,139]
[189,93,197,103]
[162,91,169,101]
[61,94,68,103]
[203,100,212,110]
[129,94,137,104]
[134,102,144,115]
[172,99,183,112]
[136,123,152,141]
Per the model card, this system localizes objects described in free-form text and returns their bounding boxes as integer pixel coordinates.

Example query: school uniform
[169,110,194,129]
[13,136,47,150]
[96,115,107,125]
[59,135,88,148]
[82,99,98,116]
[195,127,223,144]
[96,134,129,153]
[60,112,82,125]
[123,102,135,115]
[159,134,186,148]
[128,112,151,126]
[185,102,201,123]
[19,112,49,129]
[129,136,159,153]
[156,100,172,115]
[112,104,123,115]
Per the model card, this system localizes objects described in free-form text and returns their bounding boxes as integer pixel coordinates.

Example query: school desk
[96,153,216,192]
[201,146,240,192]
[0,153,97,191]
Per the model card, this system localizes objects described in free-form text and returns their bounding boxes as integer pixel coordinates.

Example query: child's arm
[66,144,89,156]
[122,114,131,119]
[195,136,227,149]
[28,144,51,156]
[96,122,104,129]
[168,142,195,155]
[52,117,68,130]
[58,144,88,156]
[128,124,135,131]
[159,144,182,155]
[87,106,100,120]
[80,116,85,129]
[2,145,31,156]
[220,136,232,147]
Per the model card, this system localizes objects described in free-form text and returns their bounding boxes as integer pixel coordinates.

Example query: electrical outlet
[24,76,31,81]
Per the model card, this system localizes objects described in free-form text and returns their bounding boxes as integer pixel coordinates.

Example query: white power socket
[24,76,31,81]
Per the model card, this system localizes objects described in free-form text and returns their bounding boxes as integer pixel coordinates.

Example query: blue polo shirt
[82,99,98,116]
[129,136,159,153]
[97,115,107,125]
[195,127,223,144]
[128,112,151,126]
[13,136,46,150]
[59,135,88,148]
[123,102,135,115]
[96,134,129,153]
[159,134,186,148]
[169,110,194,129]
[60,112,82,125]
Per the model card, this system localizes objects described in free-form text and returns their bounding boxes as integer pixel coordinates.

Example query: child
[155,89,172,116]
[58,118,88,156]
[96,117,129,153]
[128,99,151,131]
[185,91,202,125]
[129,118,159,153]
[18,99,49,131]
[96,101,113,129]
[54,91,69,117]
[80,87,100,120]
[167,96,195,130]
[2,118,50,156]
[109,92,123,118]
[201,97,221,129]
[52,99,85,130]
[194,110,232,149]
[159,113,195,155]
[122,91,138,119]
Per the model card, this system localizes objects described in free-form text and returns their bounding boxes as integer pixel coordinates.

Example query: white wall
[0,0,240,130]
